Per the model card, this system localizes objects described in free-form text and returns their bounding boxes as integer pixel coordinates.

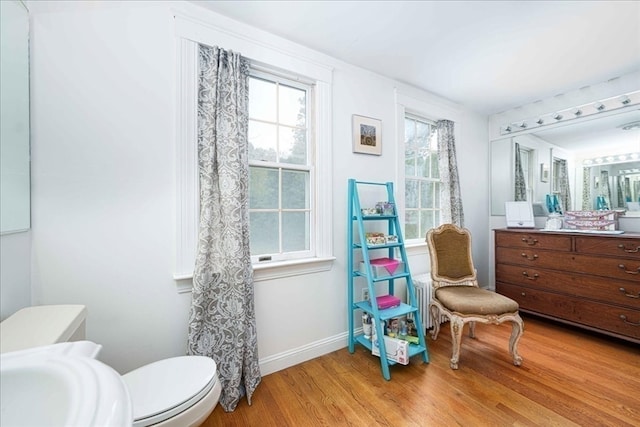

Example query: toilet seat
[122,356,217,427]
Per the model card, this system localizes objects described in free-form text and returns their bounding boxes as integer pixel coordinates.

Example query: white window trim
[174,13,334,283]
[394,88,462,257]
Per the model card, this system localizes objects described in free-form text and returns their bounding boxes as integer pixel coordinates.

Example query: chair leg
[429,304,441,340]
[509,315,524,366]
[468,320,476,339]
[449,316,464,370]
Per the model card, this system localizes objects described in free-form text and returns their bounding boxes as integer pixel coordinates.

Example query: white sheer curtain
[437,120,464,227]
[187,44,261,412]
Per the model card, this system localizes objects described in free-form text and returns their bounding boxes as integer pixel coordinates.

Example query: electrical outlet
[362,288,370,301]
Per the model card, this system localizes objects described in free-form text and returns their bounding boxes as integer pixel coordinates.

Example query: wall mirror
[0,0,30,234]
[491,106,640,216]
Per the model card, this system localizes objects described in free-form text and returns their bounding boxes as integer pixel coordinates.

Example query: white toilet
[0,305,221,427]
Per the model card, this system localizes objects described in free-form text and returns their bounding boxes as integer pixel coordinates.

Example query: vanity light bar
[500,90,640,135]
[583,152,640,166]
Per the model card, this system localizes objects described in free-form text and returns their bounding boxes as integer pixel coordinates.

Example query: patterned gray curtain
[616,176,624,208]
[582,167,591,210]
[556,159,572,212]
[514,142,527,201]
[188,45,261,412]
[437,120,464,227]
[601,170,612,209]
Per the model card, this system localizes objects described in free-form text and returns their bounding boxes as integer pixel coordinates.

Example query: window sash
[404,115,441,242]
[248,72,315,263]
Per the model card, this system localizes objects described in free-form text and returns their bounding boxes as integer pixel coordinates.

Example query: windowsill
[404,241,428,256]
[253,256,336,281]
[174,256,336,293]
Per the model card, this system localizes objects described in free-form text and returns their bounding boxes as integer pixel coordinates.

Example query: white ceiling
[192,0,640,115]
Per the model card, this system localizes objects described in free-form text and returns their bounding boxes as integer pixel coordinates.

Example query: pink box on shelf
[375,294,401,309]
[359,257,405,278]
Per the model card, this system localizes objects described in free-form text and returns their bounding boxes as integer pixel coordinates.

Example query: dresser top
[494,228,640,238]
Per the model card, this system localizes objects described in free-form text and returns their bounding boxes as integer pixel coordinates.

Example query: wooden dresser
[494,229,640,344]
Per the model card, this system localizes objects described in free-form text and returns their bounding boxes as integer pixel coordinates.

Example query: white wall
[0,232,31,320]
[27,1,489,375]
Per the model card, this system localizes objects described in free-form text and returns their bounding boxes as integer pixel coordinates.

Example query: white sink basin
[0,342,132,427]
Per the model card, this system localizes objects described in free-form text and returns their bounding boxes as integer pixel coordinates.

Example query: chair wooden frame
[426,224,523,369]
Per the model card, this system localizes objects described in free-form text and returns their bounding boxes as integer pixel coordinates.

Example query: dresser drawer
[496,247,640,282]
[497,282,640,342]
[575,236,640,259]
[496,263,640,309]
[495,231,572,251]
[497,282,576,318]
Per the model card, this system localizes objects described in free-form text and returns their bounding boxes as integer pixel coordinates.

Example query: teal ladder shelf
[347,179,429,380]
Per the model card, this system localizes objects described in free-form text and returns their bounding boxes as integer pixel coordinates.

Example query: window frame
[394,88,463,255]
[174,24,335,288]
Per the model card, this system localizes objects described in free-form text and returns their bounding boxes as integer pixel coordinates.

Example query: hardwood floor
[203,314,639,426]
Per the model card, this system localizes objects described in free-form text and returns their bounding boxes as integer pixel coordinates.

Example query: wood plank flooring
[203,314,639,426]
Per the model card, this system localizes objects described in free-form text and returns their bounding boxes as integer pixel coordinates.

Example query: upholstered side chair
[426,223,524,369]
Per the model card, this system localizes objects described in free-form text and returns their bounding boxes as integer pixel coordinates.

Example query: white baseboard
[258,330,354,376]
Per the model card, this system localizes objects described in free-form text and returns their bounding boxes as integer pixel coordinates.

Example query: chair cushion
[435,286,519,315]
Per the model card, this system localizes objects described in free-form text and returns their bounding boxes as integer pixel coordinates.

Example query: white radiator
[408,274,447,330]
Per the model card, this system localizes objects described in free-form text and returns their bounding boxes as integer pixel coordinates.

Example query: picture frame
[540,163,549,183]
[352,115,382,155]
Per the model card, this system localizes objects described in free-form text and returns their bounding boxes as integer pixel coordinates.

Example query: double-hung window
[174,28,334,285]
[403,114,441,242]
[248,71,313,263]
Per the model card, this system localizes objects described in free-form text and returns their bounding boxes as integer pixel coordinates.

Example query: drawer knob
[522,271,539,280]
[617,244,640,253]
[617,264,640,275]
[619,314,640,326]
[521,253,539,261]
[521,237,538,245]
[619,287,640,299]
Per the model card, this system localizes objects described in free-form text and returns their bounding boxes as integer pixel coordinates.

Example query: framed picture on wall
[540,163,550,182]
[352,115,382,155]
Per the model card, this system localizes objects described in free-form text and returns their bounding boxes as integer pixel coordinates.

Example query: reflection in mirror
[582,161,640,214]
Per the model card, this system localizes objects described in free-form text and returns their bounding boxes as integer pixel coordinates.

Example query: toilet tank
[0,305,87,353]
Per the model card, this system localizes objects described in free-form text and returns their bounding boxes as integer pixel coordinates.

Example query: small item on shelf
[385,235,398,243]
[360,257,405,278]
[376,294,401,309]
[399,334,420,345]
[361,208,379,216]
[399,320,408,336]
[387,318,400,337]
[371,329,409,365]
[365,232,386,246]
[375,201,395,215]
[362,313,372,339]
[406,318,415,336]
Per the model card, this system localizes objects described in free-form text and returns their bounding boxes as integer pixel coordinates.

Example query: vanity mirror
[0,1,30,234]
[491,106,640,216]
